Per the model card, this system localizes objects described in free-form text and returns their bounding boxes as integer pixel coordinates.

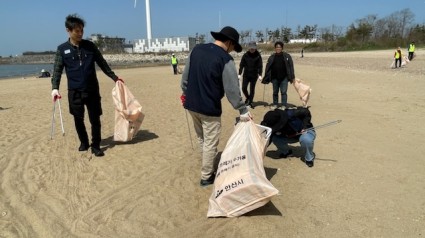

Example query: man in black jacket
[262,41,295,109]
[51,14,123,157]
[261,107,316,167]
[238,41,263,108]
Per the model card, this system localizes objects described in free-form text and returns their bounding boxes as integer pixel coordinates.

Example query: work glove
[239,111,252,122]
[258,75,262,81]
[180,94,186,106]
[51,89,61,102]
[238,75,242,80]
[116,78,124,83]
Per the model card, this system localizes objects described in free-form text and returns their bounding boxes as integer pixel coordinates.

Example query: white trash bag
[207,121,278,217]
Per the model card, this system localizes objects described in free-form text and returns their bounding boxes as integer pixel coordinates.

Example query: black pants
[242,76,258,104]
[172,64,178,74]
[408,52,414,61]
[395,58,401,68]
[68,90,102,148]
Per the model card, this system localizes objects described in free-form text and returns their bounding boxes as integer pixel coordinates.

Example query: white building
[289,38,318,44]
[133,37,195,53]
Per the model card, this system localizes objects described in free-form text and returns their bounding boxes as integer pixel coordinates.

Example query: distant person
[394,47,402,68]
[181,26,252,186]
[262,41,295,109]
[238,41,263,108]
[301,48,304,58]
[261,107,316,167]
[38,69,51,78]
[171,53,179,75]
[51,14,124,157]
[408,41,415,61]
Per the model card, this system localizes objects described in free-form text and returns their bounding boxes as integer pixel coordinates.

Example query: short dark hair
[65,14,85,30]
[274,41,284,48]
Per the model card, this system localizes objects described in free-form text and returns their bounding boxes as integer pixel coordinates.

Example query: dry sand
[0,49,424,237]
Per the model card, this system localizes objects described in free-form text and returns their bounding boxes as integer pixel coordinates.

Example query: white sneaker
[270,104,278,110]
[279,105,286,110]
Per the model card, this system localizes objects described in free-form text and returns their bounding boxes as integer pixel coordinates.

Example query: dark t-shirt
[271,53,287,81]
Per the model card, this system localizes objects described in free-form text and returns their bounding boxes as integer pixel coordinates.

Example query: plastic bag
[207,121,278,217]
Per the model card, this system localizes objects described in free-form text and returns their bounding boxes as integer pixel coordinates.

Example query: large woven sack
[293,78,312,107]
[207,121,278,217]
[112,81,145,142]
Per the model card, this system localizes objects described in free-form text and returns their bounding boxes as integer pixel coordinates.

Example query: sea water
[0,64,53,79]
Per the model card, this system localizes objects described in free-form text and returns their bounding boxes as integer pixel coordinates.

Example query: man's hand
[238,75,242,80]
[51,89,61,102]
[258,75,262,81]
[116,78,124,83]
[180,94,186,106]
[239,111,252,122]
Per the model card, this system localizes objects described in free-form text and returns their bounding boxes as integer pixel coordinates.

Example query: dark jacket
[262,52,295,84]
[51,39,118,92]
[261,107,313,139]
[180,43,247,117]
[238,50,263,80]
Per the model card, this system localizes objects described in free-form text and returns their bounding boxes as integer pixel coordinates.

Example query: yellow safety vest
[395,50,401,59]
[409,44,415,53]
[171,56,178,65]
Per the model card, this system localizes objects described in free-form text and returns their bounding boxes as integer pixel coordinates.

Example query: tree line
[236,8,423,51]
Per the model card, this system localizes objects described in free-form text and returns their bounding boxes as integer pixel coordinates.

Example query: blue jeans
[271,78,289,106]
[272,130,316,161]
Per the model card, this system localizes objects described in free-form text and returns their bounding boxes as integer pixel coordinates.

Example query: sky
[0,0,424,57]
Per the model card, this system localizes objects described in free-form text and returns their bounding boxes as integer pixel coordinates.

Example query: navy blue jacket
[181,43,247,117]
[51,39,118,92]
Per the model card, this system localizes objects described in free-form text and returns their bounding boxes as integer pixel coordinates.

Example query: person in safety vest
[394,47,402,68]
[408,41,415,61]
[171,53,179,75]
[261,107,316,167]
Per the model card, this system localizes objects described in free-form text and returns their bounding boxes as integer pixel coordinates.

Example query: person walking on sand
[408,41,415,61]
[171,53,179,75]
[51,14,124,157]
[262,41,295,109]
[238,41,263,109]
[181,26,252,187]
[394,47,402,68]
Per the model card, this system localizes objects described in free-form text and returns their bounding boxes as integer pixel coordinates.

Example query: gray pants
[189,111,221,180]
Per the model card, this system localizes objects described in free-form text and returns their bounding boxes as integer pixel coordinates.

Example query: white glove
[239,111,252,122]
[51,89,61,101]
[238,75,242,80]
[258,75,262,81]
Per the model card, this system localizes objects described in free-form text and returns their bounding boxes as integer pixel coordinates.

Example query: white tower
[145,0,152,41]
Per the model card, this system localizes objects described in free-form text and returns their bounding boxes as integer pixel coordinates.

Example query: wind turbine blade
[134,0,137,8]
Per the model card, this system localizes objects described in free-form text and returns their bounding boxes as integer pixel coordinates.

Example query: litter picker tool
[184,109,194,150]
[294,119,341,136]
[50,96,65,139]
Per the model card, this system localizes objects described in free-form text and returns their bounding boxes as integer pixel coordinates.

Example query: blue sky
[0,0,423,57]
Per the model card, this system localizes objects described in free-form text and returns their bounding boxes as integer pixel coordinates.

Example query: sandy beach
[0,49,424,237]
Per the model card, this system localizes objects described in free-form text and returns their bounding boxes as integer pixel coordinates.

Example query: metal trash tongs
[50,96,65,139]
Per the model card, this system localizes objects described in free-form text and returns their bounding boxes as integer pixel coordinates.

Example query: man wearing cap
[261,107,316,167]
[238,41,263,108]
[180,26,252,186]
[171,53,179,75]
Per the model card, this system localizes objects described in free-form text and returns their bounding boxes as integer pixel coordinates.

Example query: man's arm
[51,48,64,90]
[222,60,247,114]
[93,45,118,81]
[180,52,191,95]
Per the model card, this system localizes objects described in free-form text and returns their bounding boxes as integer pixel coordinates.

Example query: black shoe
[200,176,215,187]
[91,147,105,157]
[78,143,89,151]
[278,149,293,159]
[249,103,255,109]
[302,152,315,167]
